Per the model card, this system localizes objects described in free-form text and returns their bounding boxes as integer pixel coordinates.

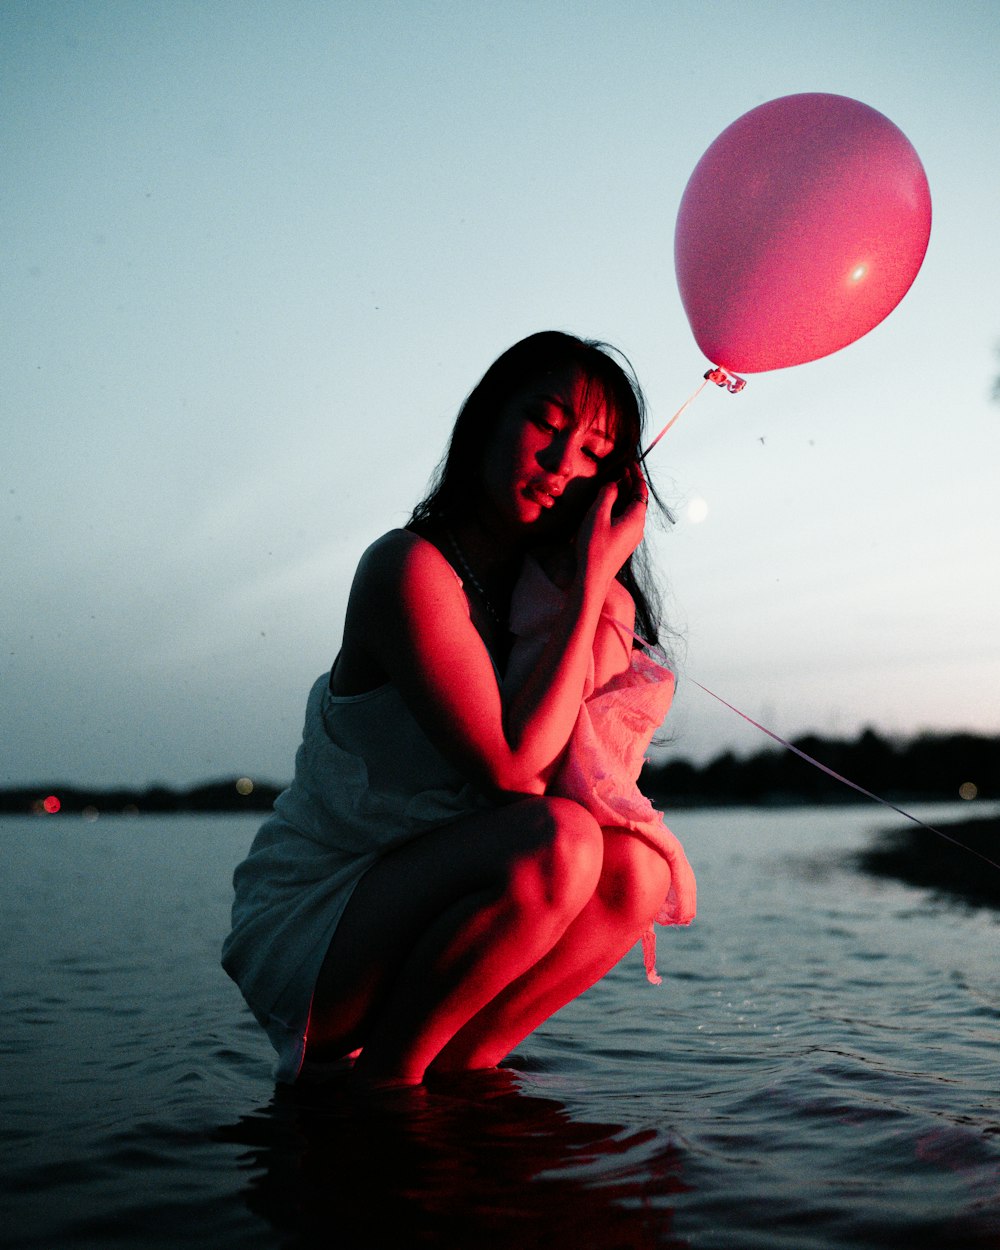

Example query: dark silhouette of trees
[641,727,997,807]
[1,728,997,815]
[0,778,284,816]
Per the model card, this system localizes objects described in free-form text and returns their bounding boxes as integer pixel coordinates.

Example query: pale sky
[3,0,999,790]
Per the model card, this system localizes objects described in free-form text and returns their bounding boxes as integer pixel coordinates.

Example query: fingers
[589,479,619,519]
[580,472,647,565]
[613,463,648,518]
[630,462,649,501]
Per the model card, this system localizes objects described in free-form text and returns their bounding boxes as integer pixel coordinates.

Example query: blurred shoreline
[857,813,1000,907]
[3,722,997,816]
[0,777,285,816]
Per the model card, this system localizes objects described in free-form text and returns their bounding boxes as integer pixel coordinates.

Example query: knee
[596,834,673,933]
[507,796,604,919]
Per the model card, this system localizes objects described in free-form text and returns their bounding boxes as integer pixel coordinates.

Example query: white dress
[221,673,495,1080]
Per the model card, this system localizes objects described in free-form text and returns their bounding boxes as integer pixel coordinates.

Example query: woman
[222,331,695,1086]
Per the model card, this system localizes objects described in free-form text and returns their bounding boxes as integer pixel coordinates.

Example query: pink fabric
[508,559,696,984]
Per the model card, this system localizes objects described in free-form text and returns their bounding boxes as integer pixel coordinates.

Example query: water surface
[2,805,997,1248]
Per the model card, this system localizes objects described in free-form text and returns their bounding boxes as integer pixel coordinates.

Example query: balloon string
[639,378,709,462]
[687,678,1000,874]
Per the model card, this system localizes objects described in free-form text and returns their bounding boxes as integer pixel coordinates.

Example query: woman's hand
[575,463,648,586]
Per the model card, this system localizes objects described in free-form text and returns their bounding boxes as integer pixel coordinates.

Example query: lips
[524,481,563,509]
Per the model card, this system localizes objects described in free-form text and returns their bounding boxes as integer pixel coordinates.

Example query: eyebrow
[537,393,614,445]
[536,392,575,417]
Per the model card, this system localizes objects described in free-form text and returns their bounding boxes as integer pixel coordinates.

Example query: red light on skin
[43,795,61,814]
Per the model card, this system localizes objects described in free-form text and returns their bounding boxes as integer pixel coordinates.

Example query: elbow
[477,752,549,798]
[484,765,547,799]
[492,719,562,796]
[461,718,561,796]
[497,777,548,800]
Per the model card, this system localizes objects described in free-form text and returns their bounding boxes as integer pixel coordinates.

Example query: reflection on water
[215,1065,690,1250]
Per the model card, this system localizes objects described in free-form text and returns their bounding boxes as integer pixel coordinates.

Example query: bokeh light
[958,781,978,801]
[42,795,61,814]
[686,496,709,524]
[235,777,254,796]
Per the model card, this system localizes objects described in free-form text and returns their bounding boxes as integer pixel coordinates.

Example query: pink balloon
[674,93,932,374]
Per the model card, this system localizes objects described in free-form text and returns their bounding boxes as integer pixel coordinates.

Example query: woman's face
[479,367,621,540]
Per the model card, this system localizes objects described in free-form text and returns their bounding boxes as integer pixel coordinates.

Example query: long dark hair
[408,331,671,648]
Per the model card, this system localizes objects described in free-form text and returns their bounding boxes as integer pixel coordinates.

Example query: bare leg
[430,829,673,1073]
[306,795,605,1084]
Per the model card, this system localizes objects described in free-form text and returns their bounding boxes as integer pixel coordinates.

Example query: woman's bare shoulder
[358,526,447,571]
[336,531,461,695]
[353,528,459,605]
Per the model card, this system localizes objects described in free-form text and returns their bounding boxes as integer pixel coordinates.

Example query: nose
[536,430,572,477]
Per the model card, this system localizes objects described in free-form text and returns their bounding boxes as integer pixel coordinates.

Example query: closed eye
[527,405,562,435]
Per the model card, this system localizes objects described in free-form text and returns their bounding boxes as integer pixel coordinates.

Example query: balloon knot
[705,366,747,394]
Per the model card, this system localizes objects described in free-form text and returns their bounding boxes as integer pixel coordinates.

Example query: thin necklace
[444,528,503,624]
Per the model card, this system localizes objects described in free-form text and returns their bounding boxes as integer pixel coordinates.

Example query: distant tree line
[0,777,284,816]
[640,728,998,807]
[2,727,997,816]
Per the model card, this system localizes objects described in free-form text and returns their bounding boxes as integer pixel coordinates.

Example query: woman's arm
[346,482,646,795]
